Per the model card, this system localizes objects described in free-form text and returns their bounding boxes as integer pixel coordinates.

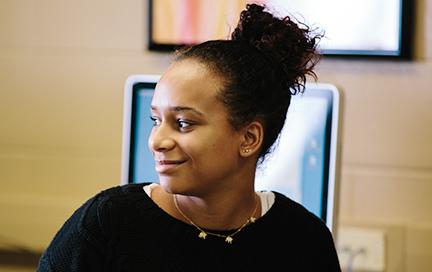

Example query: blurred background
[0,0,431,271]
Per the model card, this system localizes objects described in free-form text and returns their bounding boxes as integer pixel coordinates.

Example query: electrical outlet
[336,226,386,272]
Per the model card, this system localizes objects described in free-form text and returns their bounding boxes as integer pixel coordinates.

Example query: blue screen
[130,87,158,183]
[254,94,331,218]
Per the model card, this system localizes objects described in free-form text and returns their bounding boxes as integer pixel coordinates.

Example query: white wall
[0,0,431,271]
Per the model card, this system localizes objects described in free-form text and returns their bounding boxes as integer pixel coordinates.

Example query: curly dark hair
[174,4,322,162]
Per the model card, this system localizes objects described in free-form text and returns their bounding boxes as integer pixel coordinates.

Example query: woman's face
[148,59,245,196]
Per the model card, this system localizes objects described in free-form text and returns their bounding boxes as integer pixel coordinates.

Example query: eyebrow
[150,106,204,116]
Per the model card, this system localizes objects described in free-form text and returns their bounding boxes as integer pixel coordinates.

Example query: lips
[154,159,187,174]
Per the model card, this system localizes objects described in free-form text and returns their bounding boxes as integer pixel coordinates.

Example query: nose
[148,124,176,152]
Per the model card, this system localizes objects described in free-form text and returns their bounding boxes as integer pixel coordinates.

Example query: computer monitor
[121,74,342,234]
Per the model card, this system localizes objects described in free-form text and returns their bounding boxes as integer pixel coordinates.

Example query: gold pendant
[225,236,233,244]
[198,231,207,239]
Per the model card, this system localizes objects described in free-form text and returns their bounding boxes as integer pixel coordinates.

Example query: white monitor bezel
[120,74,341,235]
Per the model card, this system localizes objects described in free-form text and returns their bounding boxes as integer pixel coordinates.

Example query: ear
[239,121,264,158]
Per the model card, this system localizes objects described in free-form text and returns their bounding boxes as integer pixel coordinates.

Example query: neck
[173,191,260,230]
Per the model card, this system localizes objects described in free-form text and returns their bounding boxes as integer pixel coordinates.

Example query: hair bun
[231,4,322,94]
[231,4,272,46]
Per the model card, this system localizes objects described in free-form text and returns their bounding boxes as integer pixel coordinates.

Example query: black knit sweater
[37,183,341,271]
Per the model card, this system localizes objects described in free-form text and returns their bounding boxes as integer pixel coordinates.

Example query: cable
[338,245,366,272]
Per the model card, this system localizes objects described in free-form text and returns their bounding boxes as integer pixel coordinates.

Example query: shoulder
[84,182,151,222]
[269,192,341,270]
[38,183,154,270]
[269,192,336,247]
[98,182,149,198]
[55,182,151,240]
[272,192,327,227]
[88,182,152,209]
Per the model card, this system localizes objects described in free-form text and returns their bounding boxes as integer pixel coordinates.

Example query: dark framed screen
[148,0,414,60]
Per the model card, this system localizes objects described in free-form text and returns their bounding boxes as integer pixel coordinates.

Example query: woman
[38,4,341,271]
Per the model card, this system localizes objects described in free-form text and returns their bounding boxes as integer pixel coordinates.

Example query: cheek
[180,124,241,162]
[205,134,240,158]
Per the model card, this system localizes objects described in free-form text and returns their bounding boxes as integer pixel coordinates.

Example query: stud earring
[243,149,251,153]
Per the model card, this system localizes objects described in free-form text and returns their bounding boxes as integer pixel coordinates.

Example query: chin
[158,178,177,194]
[159,177,194,196]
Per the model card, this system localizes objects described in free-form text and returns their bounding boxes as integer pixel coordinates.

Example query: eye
[177,119,193,130]
[150,116,161,127]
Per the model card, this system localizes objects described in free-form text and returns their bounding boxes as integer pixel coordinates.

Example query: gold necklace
[173,194,259,244]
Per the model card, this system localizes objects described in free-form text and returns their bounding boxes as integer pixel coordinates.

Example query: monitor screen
[148,0,413,59]
[121,74,342,233]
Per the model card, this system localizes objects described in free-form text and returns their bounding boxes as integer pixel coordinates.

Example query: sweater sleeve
[307,218,342,272]
[318,228,341,271]
[37,191,116,272]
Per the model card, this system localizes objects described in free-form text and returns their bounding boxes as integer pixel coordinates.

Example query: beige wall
[0,0,431,271]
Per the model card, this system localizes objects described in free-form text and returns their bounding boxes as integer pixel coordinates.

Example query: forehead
[152,60,226,111]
